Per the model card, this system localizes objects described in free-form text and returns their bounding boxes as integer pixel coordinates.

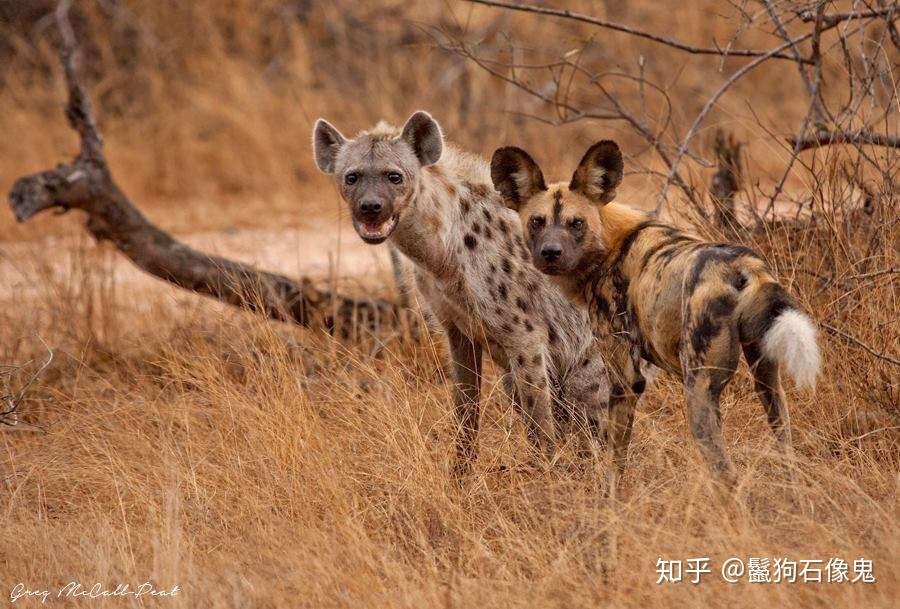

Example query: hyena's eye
[529,216,546,230]
[387,172,403,185]
[569,218,585,231]
[344,172,359,185]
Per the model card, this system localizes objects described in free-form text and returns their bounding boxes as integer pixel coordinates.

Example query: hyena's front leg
[509,350,556,458]
[563,338,612,457]
[445,324,483,475]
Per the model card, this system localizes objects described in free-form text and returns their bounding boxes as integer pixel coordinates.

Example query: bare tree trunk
[8,0,411,341]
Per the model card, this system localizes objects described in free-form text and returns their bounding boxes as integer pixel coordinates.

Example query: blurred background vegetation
[1,1,893,212]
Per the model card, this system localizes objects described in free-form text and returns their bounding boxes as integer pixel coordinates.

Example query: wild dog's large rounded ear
[312,119,347,174]
[569,140,623,204]
[490,146,547,211]
[400,111,443,166]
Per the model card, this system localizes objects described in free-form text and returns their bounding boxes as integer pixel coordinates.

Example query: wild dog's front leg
[509,351,556,458]
[605,336,644,497]
[445,324,483,475]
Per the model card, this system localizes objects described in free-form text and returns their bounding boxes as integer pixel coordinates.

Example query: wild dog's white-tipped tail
[762,309,821,389]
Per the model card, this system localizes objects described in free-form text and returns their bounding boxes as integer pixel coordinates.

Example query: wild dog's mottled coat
[493,142,821,486]
[312,112,611,470]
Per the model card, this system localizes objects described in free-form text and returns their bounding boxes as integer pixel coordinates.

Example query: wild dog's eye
[387,172,403,185]
[569,218,585,231]
[529,216,546,230]
[344,172,359,185]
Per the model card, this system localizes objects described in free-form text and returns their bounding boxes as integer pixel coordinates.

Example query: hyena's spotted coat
[312,111,611,471]
[492,141,821,487]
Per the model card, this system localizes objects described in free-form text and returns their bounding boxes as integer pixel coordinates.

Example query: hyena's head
[490,141,623,275]
[312,111,443,244]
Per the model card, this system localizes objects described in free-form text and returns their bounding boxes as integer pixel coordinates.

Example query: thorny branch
[453,0,898,214]
[798,5,899,28]
[654,32,811,211]
[788,128,900,151]
[1,339,54,429]
[438,33,703,207]
[467,0,810,62]
[821,323,900,368]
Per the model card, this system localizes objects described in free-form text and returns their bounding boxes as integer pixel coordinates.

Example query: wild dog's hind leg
[446,324,483,475]
[742,342,794,455]
[680,324,741,488]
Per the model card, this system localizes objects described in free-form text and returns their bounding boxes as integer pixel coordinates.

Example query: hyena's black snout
[351,194,395,226]
[358,198,384,218]
[351,195,399,244]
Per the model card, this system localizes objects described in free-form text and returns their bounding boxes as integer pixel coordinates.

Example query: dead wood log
[7,0,411,341]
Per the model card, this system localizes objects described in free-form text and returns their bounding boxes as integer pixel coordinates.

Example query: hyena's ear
[400,111,443,166]
[569,140,623,204]
[312,119,347,174]
[490,146,547,211]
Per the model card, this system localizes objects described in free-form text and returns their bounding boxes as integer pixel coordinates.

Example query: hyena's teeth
[359,216,397,239]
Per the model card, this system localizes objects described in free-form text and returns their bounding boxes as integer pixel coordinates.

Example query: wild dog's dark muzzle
[530,227,578,275]
[540,243,563,263]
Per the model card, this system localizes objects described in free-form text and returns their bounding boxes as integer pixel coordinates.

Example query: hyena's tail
[739,280,821,390]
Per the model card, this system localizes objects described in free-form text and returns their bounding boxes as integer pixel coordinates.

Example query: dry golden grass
[0,1,897,607]
[1,168,897,606]
[0,214,896,607]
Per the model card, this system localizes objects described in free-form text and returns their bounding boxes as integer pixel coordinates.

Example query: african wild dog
[492,141,821,487]
[312,111,611,472]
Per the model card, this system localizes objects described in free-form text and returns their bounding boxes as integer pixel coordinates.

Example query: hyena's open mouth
[353,214,399,245]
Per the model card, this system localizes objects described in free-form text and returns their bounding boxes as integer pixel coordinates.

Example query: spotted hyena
[492,141,821,487]
[312,111,611,472]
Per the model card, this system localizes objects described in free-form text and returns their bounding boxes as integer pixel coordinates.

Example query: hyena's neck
[390,166,468,280]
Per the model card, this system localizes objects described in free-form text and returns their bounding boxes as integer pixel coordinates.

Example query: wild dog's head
[312,111,443,244]
[490,141,623,275]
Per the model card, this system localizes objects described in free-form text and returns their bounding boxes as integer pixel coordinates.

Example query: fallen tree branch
[787,128,900,151]
[8,1,412,342]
